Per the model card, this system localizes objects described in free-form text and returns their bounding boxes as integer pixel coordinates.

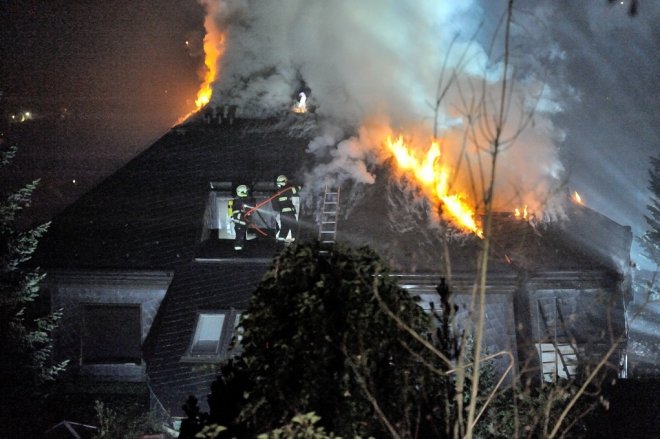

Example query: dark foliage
[0,141,66,437]
[181,242,452,438]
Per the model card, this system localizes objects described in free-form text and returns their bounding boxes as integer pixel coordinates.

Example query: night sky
[0,0,658,268]
[1,0,204,221]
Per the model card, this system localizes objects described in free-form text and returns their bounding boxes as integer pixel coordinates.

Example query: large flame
[178,13,226,124]
[195,14,225,110]
[385,135,483,238]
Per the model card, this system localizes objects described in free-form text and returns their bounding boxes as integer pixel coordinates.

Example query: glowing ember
[572,191,584,205]
[385,135,483,237]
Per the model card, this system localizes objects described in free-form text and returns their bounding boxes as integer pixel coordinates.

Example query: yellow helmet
[236,184,248,197]
[276,175,288,188]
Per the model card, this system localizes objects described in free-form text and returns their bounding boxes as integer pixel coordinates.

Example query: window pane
[191,313,225,355]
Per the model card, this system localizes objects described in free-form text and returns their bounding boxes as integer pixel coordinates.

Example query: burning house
[35,110,631,426]
[32,0,636,431]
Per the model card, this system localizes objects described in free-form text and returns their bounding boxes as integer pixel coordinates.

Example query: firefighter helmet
[236,184,248,197]
[276,175,288,188]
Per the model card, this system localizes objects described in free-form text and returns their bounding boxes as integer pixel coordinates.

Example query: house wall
[46,270,172,382]
[515,270,627,381]
[393,273,520,377]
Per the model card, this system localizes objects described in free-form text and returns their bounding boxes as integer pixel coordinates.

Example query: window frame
[181,308,243,363]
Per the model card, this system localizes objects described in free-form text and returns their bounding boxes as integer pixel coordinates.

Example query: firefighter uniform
[271,175,301,242]
[230,185,254,250]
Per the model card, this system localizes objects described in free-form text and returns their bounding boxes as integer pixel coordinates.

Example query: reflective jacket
[271,184,301,214]
[229,196,255,225]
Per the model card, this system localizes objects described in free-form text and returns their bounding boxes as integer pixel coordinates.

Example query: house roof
[338,165,632,276]
[35,111,633,418]
[35,116,313,270]
[36,111,632,276]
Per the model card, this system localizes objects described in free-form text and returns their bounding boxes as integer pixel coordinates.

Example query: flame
[177,13,226,124]
[292,92,308,113]
[195,17,225,110]
[572,191,584,205]
[514,205,528,220]
[385,135,483,237]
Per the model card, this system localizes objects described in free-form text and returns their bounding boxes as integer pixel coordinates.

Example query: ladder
[318,185,340,254]
[537,297,579,381]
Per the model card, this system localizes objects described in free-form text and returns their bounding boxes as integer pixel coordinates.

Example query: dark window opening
[82,304,141,364]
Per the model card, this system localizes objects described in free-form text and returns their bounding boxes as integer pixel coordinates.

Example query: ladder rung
[319,186,339,247]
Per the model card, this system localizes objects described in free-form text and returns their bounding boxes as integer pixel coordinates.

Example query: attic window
[183,309,243,362]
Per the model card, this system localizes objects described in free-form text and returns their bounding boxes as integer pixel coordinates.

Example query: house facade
[36,114,631,429]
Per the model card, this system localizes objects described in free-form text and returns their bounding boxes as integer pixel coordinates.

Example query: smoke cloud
[208,0,568,218]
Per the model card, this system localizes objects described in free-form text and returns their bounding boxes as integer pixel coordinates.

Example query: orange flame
[385,135,483,238]
[195,16,225,110]
[177,14,226,124]
[572,191,584,205]
[514,205,528,220]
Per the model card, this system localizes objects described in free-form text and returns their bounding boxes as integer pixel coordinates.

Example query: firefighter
[229,184,254,250]
[271,175,301,242]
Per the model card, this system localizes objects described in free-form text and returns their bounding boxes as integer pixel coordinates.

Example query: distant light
[72,179,76,184]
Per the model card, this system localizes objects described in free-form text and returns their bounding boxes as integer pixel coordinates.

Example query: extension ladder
[318,185,340,254]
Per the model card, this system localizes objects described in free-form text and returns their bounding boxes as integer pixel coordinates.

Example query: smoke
[207,0,568,218]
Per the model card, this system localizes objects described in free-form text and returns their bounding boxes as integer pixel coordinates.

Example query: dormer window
[200,182,280,242]
[197,181,301,258]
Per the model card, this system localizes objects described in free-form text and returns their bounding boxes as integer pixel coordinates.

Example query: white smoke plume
[207,0,567,218]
